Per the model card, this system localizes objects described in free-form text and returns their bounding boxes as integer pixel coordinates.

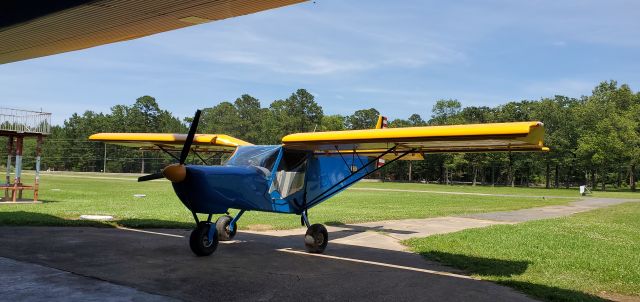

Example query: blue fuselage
[171,145,373,215]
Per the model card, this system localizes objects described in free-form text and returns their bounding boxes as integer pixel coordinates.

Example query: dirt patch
[599,292,640,302]
[245,224,274,231]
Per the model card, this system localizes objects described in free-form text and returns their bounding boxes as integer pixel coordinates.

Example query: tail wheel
[304,223,328,253]
[189,222,218,256]
[216,215,237,241]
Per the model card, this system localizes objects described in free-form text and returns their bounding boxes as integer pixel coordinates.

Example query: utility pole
[103,143,107,173]
[141,151,145,174]
[408,162,412,182]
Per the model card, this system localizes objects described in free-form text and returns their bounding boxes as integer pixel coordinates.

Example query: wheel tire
[304,223,328,253]
[189,222,218,256]
[216,215,237,241]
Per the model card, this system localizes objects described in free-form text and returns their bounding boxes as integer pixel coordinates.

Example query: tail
[374,115,388,168]
[374,115,388,129]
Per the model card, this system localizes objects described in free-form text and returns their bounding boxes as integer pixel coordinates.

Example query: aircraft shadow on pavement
[117,218,193,229]
[325,221,419,236]
[0,211,107,227]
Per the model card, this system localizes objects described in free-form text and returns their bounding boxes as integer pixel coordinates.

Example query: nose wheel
[216,215,237,241]
[189,222,218,256]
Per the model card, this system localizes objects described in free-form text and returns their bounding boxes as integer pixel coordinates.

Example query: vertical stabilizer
[374,115,388,129]
[375,115,388,167]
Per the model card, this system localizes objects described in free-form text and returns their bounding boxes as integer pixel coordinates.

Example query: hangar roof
[0,0,305,64]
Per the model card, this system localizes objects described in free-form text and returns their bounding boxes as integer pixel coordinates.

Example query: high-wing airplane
[90,110,548,256]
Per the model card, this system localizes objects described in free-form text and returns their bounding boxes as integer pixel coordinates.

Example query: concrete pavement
[0,226,534,302]
[0,257,176,302]
[0,197,636,301]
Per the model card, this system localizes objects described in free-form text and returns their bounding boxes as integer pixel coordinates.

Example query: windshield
[225,145,281,171]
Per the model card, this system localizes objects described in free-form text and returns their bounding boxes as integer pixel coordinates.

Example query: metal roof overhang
[0,0,306,64]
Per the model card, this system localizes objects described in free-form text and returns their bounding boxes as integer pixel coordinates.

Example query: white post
[103,143,107,173]
[14,137,23,184]
[5,154,10,184]
[5,137,12,185]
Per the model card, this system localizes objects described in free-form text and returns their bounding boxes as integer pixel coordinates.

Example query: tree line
[3,81,639,191]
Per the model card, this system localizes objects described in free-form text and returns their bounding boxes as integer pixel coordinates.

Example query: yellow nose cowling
[162,164,187,183]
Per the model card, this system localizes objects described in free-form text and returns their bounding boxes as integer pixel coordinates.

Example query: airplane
[90,110,548,256]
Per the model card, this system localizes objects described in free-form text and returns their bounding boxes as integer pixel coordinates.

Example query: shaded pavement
[1,197,635,301]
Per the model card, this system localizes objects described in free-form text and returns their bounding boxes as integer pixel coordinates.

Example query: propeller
[138,109,202,183]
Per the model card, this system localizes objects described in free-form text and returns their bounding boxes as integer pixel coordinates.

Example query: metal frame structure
[1,108,51,203]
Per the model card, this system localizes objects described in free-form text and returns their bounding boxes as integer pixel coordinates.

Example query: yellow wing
[89,133,252,152]
[282,121,548,157]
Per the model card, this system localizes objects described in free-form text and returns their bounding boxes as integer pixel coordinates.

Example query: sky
[1,0,639,125]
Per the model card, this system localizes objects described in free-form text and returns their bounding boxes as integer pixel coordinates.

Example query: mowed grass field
[356,181,640,199]
[1,172,576,229]
[406,202,640,302]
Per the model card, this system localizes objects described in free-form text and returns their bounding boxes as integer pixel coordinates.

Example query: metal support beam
[34,135,43,202]
[103,143,107,173]
[13,136,24,201]
[301,210,310,228]
[229,210,246,232]
[4,136,13,200]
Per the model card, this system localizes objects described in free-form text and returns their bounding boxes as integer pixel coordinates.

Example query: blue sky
[1,0,639,125]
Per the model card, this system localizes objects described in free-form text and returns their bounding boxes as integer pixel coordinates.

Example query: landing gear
[189,222,218,256]
[301,211,328,253]
[216,215,236,241]
[189,210,245,256]
[305,224,328,253]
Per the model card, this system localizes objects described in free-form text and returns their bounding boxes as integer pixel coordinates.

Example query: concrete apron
[0,198,636,302]
[254,198,634,251]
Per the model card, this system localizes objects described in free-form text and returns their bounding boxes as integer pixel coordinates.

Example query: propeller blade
[138,172,165,182]
[180,109,202,165]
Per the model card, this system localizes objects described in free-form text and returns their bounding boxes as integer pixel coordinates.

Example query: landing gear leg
[189,213,218,256]
[301,211,328,253]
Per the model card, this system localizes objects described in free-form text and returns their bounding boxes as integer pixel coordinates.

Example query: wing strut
[305,145,414,209]
[156,145,180,161]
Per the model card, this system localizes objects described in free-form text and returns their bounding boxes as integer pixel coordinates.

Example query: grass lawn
[355,181,640,199]
[1,173,574,229]
[405,202,640,302]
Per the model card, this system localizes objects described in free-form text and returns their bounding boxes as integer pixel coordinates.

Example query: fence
[0,107,51,134]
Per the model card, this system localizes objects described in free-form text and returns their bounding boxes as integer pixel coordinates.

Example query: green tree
[262,89,324,142]
[320,115,346,131]
[430,99,462,125]
[234,94,265,144]
[346,108,380,129]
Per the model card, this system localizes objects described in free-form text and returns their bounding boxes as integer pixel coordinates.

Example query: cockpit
[225,145,280,177]
[226,145,310,200]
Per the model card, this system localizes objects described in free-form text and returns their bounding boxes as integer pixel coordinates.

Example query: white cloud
[142,2,467,77]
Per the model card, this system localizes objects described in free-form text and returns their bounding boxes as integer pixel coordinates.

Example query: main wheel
[189,222,218,256]
[304,223,328,253]
[216,215,237,241]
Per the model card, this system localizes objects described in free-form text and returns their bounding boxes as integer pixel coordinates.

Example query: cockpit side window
[273,149,310,198]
